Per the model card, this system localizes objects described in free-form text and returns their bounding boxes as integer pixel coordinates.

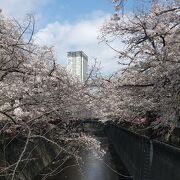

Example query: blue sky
[35,0,143,27]
[41,0,113,23]
[0,0,147,74]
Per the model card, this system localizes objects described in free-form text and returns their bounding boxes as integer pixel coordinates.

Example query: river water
[45,150,120,180]
[34,128,131,180]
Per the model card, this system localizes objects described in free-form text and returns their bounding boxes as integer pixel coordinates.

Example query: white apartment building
[67,51,88,83]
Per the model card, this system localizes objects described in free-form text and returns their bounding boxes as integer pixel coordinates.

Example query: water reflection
[83,155,119,180]
[43,161,82,180]
[45,149,119,180]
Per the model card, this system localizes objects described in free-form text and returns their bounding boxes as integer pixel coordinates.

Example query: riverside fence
[105,124,180,180]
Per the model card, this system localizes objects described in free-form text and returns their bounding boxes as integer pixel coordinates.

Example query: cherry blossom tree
[97,0,180,136]
[0,14,103,179]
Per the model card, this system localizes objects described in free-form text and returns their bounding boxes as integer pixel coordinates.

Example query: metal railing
[105,124,180,180]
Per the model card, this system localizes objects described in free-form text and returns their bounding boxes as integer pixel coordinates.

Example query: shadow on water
[42,160,82,180]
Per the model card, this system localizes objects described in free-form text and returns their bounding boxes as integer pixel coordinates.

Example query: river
[34,124,132,180]
[45,151,120,180]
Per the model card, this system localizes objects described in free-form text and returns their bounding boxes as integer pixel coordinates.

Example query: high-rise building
[67,51,88,82]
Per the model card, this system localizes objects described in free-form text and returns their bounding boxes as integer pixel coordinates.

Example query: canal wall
[2,120,180,180]
[0,135,60,180]
[105,124,180,180]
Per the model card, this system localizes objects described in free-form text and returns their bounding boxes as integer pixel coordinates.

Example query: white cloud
[0,0,49,18]
[34,12,124,74]
[0,0,124,74]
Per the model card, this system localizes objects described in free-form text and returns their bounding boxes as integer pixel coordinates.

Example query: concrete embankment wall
[0,136,60,180]
[105,124,180,180]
